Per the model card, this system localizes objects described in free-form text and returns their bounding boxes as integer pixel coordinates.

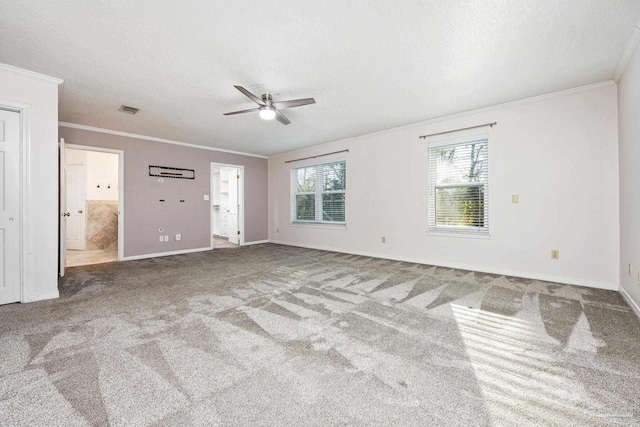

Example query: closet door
[0,109,21,304]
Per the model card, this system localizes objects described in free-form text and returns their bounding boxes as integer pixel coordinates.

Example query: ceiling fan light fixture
[225,86,314,125]
[259,106,276,120]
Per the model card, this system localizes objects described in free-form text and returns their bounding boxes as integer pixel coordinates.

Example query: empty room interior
[2,2,640,426]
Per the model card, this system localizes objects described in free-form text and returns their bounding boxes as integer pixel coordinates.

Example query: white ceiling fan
[223,85,316,125]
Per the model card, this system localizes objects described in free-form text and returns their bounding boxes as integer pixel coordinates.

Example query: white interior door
[66,164,86,250]
[227,168,239,245]
[211,169,220,237]
[0,109,21,304]
[59,138,66,277]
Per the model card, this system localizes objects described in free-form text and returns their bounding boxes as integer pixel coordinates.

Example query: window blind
[291,160,346,224]
[428,135,489,234]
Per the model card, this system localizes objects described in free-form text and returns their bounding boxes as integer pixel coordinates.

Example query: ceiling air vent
[119,105,140,114]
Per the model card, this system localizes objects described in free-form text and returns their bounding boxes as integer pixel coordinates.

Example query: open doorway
[64,146,122,267]
[211,163,244,248]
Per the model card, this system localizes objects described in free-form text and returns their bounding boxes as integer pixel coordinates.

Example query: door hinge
[237,230,240,235]
[237,175,240,179]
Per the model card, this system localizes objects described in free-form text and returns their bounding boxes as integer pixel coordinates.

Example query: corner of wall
[620,286,640,319]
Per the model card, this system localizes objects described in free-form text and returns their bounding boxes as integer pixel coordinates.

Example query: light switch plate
[203,195,209,200]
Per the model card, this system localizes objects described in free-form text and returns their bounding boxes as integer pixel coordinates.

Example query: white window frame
[427,133,489,236]
[290,159,346,225]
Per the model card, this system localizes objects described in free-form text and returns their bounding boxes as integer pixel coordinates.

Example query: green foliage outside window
[435,185,484,227]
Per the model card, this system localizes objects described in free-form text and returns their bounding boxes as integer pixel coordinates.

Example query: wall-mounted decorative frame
[149,165,195,180]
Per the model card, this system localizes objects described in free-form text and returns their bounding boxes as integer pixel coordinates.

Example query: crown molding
[614,16,640,82]
[0,63,63,85]
[58,122,268,159]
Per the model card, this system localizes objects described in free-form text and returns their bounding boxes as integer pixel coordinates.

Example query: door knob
[78,210,83,214]
[9,218,14,221]
[62,212,70,217]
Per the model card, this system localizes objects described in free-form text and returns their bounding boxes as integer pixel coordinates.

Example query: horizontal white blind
[291,160,346,224]
[321,162,346,222]
[428,135,489,234]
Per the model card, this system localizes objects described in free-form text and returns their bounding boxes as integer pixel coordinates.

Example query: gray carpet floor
[1,243,640,426]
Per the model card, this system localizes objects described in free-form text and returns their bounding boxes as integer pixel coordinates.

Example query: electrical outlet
[512,194,519,203]
[381,236,386,244]
[164,235,169,242]
[551,249,559,260]
[175,233,181,241]
[203,195,209,201]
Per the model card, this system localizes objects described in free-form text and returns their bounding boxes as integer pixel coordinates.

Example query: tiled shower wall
[86,200,118,250]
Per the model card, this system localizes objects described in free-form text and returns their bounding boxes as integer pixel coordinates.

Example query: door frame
[63,144,125,263]
[0,101,30,302]
[210,162,244,246]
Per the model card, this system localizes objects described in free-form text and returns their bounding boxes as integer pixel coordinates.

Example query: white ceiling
[2,1,639,156]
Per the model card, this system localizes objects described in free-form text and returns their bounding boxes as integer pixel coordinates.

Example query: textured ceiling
[1,1,639,156]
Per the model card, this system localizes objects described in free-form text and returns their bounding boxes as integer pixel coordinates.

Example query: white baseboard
[122,246,213,261]
[620,287,640,320]
[25,291,60,303]
[242,240,269,246]
[88,241,270,263]
[269,240,617,291]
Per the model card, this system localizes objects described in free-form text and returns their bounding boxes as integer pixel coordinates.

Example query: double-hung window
[291,160,346,224]
[428,134,489,235]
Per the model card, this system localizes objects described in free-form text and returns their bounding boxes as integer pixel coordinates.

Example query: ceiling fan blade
[223,107,261,116]
[272,98,316,109]
[234,85,265,106]
[275,109,291,125]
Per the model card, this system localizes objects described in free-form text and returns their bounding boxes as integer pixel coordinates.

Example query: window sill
[426,230,490,239]
[290,222,347,230]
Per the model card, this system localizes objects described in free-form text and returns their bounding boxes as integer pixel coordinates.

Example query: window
[428,134,489,235]
[291,160,346,224]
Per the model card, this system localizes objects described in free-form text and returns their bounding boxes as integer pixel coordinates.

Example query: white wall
[618,42,640,312]
[0,64,62,302]
[269,83,620,290]
[85,151,118,200]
